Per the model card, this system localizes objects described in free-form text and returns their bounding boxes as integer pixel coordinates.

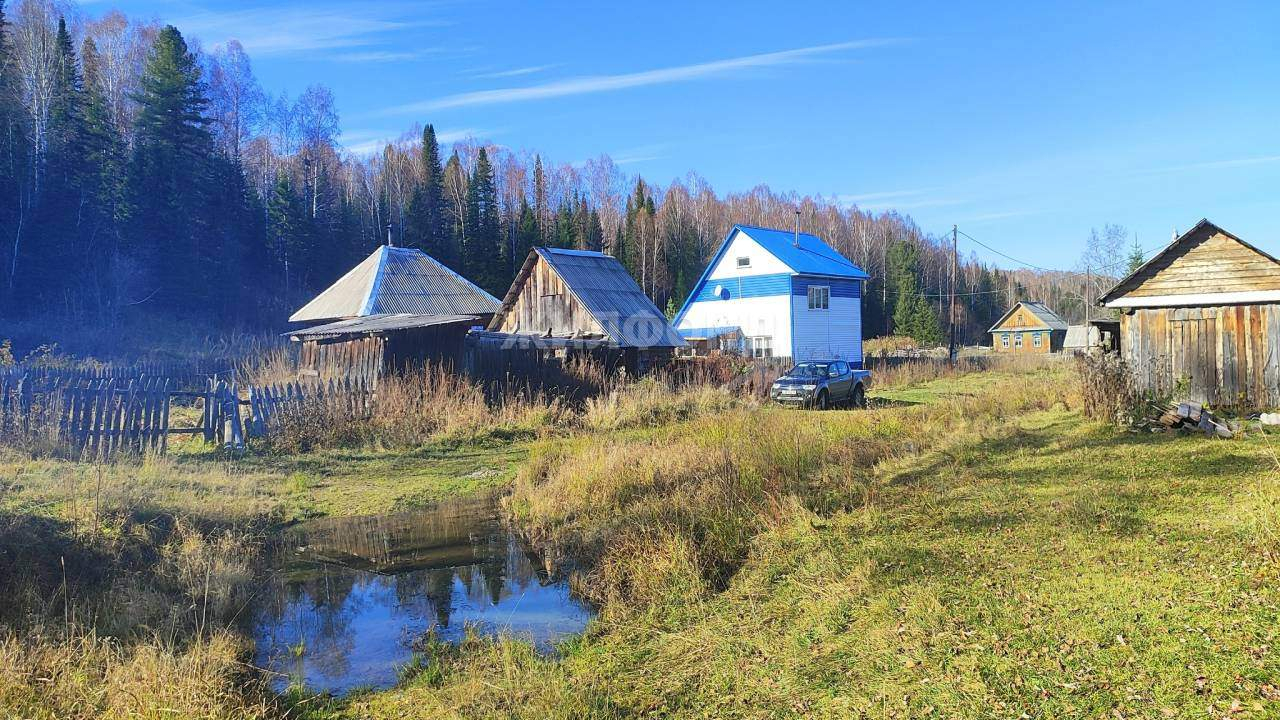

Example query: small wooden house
[479,247,685,374]
[988,301,1068,353]
[287,245,500,378]
[1098,219,1280,409]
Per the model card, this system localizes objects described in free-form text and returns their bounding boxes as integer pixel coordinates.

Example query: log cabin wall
[1120,304,1280,409]
[494,256,604,337]
[299,335,385,382]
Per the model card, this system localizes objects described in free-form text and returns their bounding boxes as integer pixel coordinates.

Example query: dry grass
[863,335,918,356]
[511,365,1075,611]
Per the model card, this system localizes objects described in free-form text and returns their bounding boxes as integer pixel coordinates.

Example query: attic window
[736,256,751,269]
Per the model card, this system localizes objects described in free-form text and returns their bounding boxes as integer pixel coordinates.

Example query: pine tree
[0,0,27,305]
[532,154,548,244]
[513,197,537,266]
[463,147,503,294]
[887,240,942,345]
[127,25,214,307]
[406,124,450,264]
[45,17,83,196]
[80,37,123,223]
[1125,239,1145,273]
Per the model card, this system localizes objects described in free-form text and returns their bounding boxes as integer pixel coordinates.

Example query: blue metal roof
[672,224,869,328]
[732,224,870,279]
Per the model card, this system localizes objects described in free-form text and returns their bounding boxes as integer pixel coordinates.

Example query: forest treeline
[0,1,1117,345]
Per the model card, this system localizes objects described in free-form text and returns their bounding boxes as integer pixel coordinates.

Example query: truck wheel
[814,390,829,410]
[851,385,866,409]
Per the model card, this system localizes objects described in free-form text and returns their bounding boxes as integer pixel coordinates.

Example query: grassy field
[2,361,1278,718]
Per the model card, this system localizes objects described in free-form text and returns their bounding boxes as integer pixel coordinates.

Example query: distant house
[989,301,1068,353]
[475,247,686,375]
[1098,219,1280,408]
[287,245,500,377]
[673,224,870,363]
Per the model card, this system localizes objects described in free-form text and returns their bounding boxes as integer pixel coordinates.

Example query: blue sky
[82,0,1279,270]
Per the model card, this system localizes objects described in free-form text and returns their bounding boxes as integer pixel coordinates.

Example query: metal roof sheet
[677,326,742,339]
[289,246,500,323]
[286,314,481,340]
[735,225,870,279]
[495,248,686,348]
[987,301,1069,333]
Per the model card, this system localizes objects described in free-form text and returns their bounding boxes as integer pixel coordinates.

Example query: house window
[749,336,772,358]
[807,286,830,310]
[1033,333,1042,348]
[1014,334,1023,349]
[1001,333,1010,348]
[736,256,751,269]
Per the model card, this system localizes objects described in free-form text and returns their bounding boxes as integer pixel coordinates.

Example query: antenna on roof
[793,208,800,248]
[387,223,394,248]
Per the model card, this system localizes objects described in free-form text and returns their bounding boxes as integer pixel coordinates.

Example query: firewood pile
[1143,401,1234,438]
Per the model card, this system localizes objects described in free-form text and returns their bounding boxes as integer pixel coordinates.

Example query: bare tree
[207,39,262,162]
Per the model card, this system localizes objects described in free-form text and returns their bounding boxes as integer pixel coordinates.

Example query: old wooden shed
[479,247,686,375]
[287,245,500,378]
[1098,219,1280,409]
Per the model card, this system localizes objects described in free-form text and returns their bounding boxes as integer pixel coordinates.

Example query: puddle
[252,495,591,696]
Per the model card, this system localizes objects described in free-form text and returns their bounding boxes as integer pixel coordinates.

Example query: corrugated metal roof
[286,314,481,340]
[987,301,1069,333]
[735,225,870,279]
[495,248,686,348]
[289,246,501,323]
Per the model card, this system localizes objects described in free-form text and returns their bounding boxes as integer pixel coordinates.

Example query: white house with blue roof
[673,225,870,364]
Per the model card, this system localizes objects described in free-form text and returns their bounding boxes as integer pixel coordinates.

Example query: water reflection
[253,495,591,696]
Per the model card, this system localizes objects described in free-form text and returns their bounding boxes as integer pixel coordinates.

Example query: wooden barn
[988,301,1068,353]
[474,247,686,376]
[288,245,500,378]
[1098,219,1280,409]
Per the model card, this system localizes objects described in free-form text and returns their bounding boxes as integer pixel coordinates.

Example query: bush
[1074,352,1142,423]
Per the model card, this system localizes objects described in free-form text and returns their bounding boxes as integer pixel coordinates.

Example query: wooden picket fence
[0,363,377,457]
[246,376,375,437]
[0,372,246,459]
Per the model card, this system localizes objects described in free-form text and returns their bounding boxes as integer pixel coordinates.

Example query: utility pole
[1085,265,1091,324]
[948,224,958,361]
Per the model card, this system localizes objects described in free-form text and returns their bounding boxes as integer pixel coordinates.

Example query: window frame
[735,256,751,269]
[807,285,830,311]
[1014,334,1023,349]
[1032,332,1042,348]
[749,336,772,359]
[1001,333,1010,349]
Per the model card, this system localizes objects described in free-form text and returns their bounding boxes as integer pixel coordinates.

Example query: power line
[955,229,1054,272]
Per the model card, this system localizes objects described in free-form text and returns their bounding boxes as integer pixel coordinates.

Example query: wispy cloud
[378,38,902,116]
[1135,153,1280,176]
[473,64,559,79]
[611,143,669,166]
[331,49,447,63]
[174,4,446,58]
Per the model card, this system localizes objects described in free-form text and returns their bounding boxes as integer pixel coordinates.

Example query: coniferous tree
[0,0,30,305]
[463,147,503,294]
[887,239,942,345]
[405,124,450,264]
[532,154,548,244]
[1125,239,1145,273]
[45,17,83,198]
[126,25,214,308]
[513,197,537,266]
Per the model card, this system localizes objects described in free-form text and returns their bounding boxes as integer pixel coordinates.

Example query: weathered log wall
[1120,304,1280,409]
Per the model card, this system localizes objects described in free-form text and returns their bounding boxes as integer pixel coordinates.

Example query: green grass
[333,370,1280,719]
[4,365,1279,718]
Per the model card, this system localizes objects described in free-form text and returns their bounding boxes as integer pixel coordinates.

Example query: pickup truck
[769,360,871,409]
